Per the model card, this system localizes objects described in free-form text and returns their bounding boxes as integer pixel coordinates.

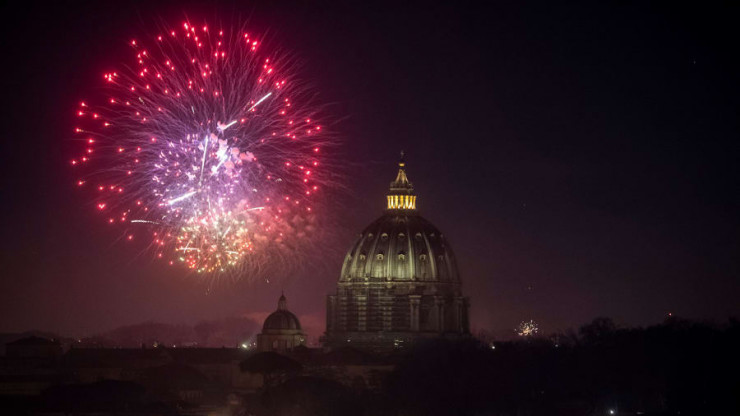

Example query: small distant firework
[517,320,539,337]
[72,21,333,278]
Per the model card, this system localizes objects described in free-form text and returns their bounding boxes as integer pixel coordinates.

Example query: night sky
[1,1,738,341]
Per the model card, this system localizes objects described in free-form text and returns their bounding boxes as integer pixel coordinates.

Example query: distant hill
[94,317,261,348]
[0,330,65,354]
[1,316,262,353]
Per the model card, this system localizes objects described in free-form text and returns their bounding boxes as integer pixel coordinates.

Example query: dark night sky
[0,1,738,341]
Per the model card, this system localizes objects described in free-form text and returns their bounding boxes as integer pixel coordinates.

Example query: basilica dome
[341,153,459,284]
[324,154,470,351]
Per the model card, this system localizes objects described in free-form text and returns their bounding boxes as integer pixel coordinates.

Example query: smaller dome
[263,311,302,331]
[262,293,302,332]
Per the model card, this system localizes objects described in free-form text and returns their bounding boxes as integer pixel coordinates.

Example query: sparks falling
[72,21,331,277]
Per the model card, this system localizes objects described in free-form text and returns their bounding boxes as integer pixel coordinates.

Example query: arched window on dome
[419,254,427,261]
[376,253,384,261]
[398,233,405,239]
[381,233,388,241]
[398,252,406,261]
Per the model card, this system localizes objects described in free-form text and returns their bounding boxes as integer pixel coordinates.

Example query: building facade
[324,155,470,350]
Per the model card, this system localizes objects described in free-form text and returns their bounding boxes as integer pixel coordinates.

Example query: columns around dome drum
[453,296,471,334]
[382,296,393,332]
[409,295,421,332]
[433,296,445,332]
[326,291,469,336]
[357,294,367,332]
[453,297,463,333]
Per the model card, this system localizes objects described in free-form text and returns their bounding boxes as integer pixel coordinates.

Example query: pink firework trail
[72,21,331,277]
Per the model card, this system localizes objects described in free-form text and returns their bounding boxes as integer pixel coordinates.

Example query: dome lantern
[387,151,416,211]
[277,292,287,311]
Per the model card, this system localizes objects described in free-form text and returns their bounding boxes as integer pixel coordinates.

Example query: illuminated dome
[341,213,460,283]
[324,153,470,351]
